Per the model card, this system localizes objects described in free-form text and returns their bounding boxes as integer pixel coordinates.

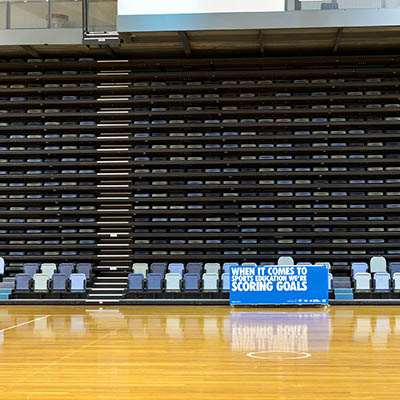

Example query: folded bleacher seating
[165,273,181,292]
[147,273,163,292]
[70,273,86,293]
[183,273,201,292]
[127,273,145,293]
[202,273,219,292]
[51,273,68,293]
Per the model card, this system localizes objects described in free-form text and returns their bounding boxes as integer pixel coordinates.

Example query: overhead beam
[20,45,41,58]
[178,31,192,57]
[258,30,265,57]
[333,27,344,54]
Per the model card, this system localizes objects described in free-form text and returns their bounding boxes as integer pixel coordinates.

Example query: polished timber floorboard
[0,305,399,399]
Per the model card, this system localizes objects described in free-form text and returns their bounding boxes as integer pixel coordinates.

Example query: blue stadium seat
[128,273,145,292]
[374,273,391,292]
[58,263,75,277]
[150,263,167,275]
[15,274,32,292]
[351,263,368,278]
[76,263,92,281]
[186,263,203,275]
[389,262,400,276]
[221,273,230,292]
[168,263,184,276]
[23,263,40,278]
[146,273,163,292]
[183,273,200,292]
[70,274,86,293]
[51,274,68,293]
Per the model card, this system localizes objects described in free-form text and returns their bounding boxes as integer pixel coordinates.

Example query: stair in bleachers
[86,272,128,303]
[334,289,354,300]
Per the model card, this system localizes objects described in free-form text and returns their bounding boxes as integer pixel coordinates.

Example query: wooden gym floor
[0,305,398,400]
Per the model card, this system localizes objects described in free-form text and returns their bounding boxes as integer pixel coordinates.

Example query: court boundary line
[0,315,51,333]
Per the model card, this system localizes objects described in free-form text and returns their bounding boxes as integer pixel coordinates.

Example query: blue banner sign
[230,265,329,306]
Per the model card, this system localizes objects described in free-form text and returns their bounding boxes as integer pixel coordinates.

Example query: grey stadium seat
[354,273,372,292]
[204,263,220,275]
[202,273,219,292]
[33,274,50,292]
[165,273,181,292]
[370,256,387,273]
[133,263,148,277]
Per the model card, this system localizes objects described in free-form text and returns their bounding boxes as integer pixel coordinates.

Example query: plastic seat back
[204,263,220,275]
[355,273,371,292]
[150,263,167,276]
[315,262,331,270]
[186,263,203,275]
[41,263,57,278]
[76,263,92,280]
[15,273,31,292]
[165,273,181,292]
[23,263,39,278]
[70,273,86,293]
[52,273,68,292]
[370,256,387,273]
[133,263,148,277]
[33,273,50,292]
[168,263,184,276]
[389,263,400,277]
[58,263,75,277]
[128,273,145,292]
[203,273,218,292]
[374,272,390,292]
[393,273,400,292]
[221,273,230,292]
[278,256,294,265]
[183,273,200,292]
[147,273,163,292]
[351,262,368,278]
[223,262,237,274]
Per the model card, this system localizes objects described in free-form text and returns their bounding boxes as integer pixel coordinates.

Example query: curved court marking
[247,351,311,360]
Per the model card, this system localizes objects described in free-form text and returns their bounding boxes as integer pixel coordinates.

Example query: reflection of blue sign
[230,265,329,305]
[230,312,330,353]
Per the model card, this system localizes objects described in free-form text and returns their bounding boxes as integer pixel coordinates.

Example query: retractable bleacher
[0,55,399,303]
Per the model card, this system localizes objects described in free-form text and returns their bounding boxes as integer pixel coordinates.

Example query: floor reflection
[0,306,399,352]
[230,311,330,353]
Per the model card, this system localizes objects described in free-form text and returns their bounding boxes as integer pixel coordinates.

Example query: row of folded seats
[13,263,93,297]
[330,257,400,297]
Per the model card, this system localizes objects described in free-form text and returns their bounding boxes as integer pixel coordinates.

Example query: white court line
[0,315,50,333]
[247,351,311,360]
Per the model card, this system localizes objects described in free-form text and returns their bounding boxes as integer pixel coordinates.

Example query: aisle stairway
[86,271,128,304]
